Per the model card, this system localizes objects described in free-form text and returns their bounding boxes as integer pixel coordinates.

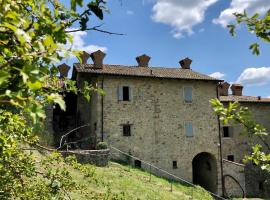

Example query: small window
[185,122,193,137]
[123,86,130,101]
[173,161,178,169]
[184,86,193,103]
[118,86,132,101]
[223,126,233,138]
[227,155,234,162]
[123,124,131,136]
[259,181,264,191]
[134,160,141,168]
[94,122,97,131]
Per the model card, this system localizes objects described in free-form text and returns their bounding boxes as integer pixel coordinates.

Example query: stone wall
[223,159,245,197]
[77,74,222,194]
[245,164,270,198]
[62,149,110,167]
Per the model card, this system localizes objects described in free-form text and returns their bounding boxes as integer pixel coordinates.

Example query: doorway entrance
[192,152,217,193]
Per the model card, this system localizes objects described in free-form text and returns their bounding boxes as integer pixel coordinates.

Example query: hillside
[69,161,213,200]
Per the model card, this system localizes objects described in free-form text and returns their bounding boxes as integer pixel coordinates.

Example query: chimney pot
[218,82,230,96]
[57,63,70,78]
[79,51,91,64]
[90,50,106,69]
[231,84,244,96]
[136,54,151,67]
[179,57,192,69]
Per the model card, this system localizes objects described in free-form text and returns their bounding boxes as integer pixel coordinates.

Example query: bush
[96,142,108,150]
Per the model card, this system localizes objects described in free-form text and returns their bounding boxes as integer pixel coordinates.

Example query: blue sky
[63,0,270,97]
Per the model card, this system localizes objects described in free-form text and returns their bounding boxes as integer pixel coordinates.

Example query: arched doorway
[192,152,217,193]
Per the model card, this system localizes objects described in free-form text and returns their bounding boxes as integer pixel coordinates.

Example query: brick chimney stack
[58,63,70,78]
[79,51,91,64]
[90,50,106,69]
[218,82,230,96]
[231,84,243,96]
[136,54,151,67]
[179,58,192,69]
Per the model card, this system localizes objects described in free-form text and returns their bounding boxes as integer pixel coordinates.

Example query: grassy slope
[70,162,213,200]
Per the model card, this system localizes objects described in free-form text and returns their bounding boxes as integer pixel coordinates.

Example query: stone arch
[192,152,217,193]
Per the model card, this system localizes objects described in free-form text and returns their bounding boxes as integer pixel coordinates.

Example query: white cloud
[60,28,107,59]
[237,67,270,86]
[213,0,270,27]
[151,0,218,38]
[67,29,107,53]
[126,10,134,15]
[209,72,225,79]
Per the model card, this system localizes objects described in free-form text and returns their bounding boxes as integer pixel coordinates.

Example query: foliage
[0,0,108,198]
[228,10,270,55]
[210,99,270,173]
[71,161,213,200]
[96,141,108,150]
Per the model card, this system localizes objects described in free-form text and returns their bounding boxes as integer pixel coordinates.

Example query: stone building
[48,50,270,198]
[218,82,270,197]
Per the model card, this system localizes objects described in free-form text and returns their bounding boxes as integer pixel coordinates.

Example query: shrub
[96,142,108,150]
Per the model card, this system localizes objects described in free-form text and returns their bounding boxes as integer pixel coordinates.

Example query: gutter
[216,83,225,197]
[101,75,104,142]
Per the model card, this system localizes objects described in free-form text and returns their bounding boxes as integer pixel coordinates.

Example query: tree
[211,99,270,173]
[0,0,110,199]
[228,10,270,55]
[210,11,270,194]
[211,10,270,174]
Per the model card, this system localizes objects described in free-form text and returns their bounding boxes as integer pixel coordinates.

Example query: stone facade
[46,51,270,198]
[75,72,222,194]
[220,101,270,197]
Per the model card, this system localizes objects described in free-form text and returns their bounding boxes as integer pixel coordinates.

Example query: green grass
[69,162,213,200]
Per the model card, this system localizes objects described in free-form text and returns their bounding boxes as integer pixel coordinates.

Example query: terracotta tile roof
[73,64,220,81]
[220,95,270,103]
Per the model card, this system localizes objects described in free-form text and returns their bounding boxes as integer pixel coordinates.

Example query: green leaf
[0,71,9,85]
[87,3,103,20]
[47,93,66,111]
[27,80,42,90]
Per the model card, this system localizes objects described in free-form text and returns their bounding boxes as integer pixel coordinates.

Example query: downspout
[101,76,104,142]
[216,83,225,197]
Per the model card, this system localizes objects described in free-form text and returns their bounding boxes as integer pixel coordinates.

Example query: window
[227,155,234,162]
[123,124,131,136]
[259,181,264,191]
[185,122,193,137]
[173,161,178,169]
[183,86,193,103]
[123,86,130,101]
[134,160,141,168]
[223,126,233,138]
[118,86,132,101]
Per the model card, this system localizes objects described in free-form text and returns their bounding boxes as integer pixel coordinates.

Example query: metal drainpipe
[216,83,225,197]
[101,76,104,142]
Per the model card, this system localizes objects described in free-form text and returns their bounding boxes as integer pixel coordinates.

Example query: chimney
[58,63,70,78]
[136,54,151,67]
[90,50,106,69]
[218,82,230,96]
[179,57,192,69]
[79,51,91,64]
[231,84,243,96]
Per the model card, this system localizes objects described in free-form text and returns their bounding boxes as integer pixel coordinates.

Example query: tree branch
[65,24,125,36]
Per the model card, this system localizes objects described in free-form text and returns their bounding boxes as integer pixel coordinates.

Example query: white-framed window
[185,121,194,137]
[118,86,132,101]
[183,86,193,103]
